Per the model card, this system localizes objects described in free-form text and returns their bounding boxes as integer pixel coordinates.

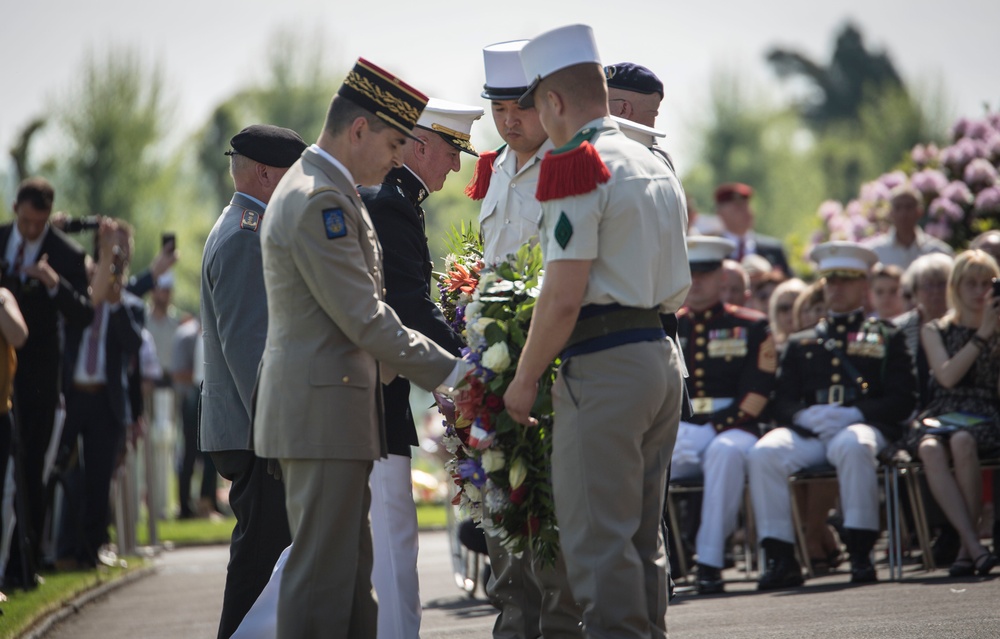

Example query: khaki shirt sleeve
[539,188,601,261]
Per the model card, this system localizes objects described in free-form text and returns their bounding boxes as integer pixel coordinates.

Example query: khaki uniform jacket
[254,147,455,460]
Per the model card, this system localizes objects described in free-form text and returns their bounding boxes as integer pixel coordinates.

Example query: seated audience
[869,263,905,320]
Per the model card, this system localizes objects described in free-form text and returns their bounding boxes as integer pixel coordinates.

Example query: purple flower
[966,119,993,141]
[911,144,928,166]
[928,197,965,222]
[879,170,908,190]
[985,133,1000,162]
[845,200,865,220]
[924,220,953,241]
[940,180,975,206]
[859,181,890,204]
[910,168,949,198]
[457,458,488,488]
[951,117,971,141]
[974,186,1000,214]
[817,200,843,221]
[940,139,981,175]
[964,158,999,190]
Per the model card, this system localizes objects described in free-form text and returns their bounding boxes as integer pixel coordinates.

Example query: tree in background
[195,30,338,208]
[766,23,945,203]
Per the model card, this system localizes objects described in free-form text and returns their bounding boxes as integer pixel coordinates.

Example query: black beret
[225,125,307,168]
[604,62,663,97]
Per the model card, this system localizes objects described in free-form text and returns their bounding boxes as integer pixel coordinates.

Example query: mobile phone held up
[992,277,1000,299]
[162,232,176,254]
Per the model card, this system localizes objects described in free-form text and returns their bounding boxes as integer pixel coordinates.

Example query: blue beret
[604,62,663,97]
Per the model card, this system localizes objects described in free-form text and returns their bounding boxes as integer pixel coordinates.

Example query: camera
[161,232,176,253]
[63,216,101,233]
[993,278,1000,298]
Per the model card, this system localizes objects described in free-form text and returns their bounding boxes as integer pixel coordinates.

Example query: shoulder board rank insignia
[464,146,502,201]
[536,128,610,202]
[240,209,260,232]
[322,208,347,239]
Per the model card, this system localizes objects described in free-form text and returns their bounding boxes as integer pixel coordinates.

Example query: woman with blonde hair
[918,249,1000,576]
[768,278,807,347]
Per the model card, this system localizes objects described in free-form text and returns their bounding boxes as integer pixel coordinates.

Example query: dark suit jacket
[754,234,792,277]
[62,292,144,427]
[0,223,93,407]
[360,167,465,456]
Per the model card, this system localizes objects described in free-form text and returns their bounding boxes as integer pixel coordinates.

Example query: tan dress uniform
[478,141,552,266]
[539,117,689,638]
[255,144,456,638]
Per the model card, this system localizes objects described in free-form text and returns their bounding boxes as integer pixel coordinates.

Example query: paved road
[43,531,1000,638]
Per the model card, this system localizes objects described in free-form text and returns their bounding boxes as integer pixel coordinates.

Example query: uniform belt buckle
[828,384,845,405]
[691,397,713,414]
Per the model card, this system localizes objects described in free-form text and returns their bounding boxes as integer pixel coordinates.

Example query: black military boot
[757,538,804,591]
[694,563,725,595]
[845,528,879,584]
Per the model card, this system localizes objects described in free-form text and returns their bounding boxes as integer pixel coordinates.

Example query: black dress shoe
[849,556,878,584]
[694,563,725,595]
[757,556,804,591]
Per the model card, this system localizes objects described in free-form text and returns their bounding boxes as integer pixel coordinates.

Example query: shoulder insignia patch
[239,210,260,232]
[322,208,347,239]
[554,212,573,250]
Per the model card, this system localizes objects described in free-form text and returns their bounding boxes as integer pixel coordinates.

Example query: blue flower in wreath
[457,458,488,488]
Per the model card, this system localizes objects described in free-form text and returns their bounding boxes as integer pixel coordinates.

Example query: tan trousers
[551,340,682,639]
[278,458,376,639]
[486,531,583,638]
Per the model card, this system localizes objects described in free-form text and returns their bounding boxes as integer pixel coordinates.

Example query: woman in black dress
[918,249,1000,576]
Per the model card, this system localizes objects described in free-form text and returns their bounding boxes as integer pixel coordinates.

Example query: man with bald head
[604,62,663,128]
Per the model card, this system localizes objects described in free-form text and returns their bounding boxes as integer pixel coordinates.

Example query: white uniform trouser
[670,422,757,569]
[747,424,885,545]
[369,454,421,639]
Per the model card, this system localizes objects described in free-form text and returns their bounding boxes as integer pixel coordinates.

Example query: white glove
[671,424,702,466]
[825,406,864,429]
[793,405,829,431]
[805,405,865,442]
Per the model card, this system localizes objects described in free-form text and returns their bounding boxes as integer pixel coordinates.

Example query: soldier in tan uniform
[504,25,689,638]
[254,58,465,638]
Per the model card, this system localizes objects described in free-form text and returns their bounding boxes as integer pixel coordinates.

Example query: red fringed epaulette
[464,149,500,200]
[535,140,610,202]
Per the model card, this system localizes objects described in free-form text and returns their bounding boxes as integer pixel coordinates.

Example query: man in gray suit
[254,58,465,638]
[200,124,306,639]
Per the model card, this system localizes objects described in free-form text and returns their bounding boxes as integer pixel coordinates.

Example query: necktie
[736,237,746,262]
[12,240,25,277]
[85,302,105,376]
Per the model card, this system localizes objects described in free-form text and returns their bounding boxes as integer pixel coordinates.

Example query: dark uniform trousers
[210,450,291,639]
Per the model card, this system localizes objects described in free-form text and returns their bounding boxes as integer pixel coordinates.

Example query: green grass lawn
[125,502,446,549]
[0,558,147,639]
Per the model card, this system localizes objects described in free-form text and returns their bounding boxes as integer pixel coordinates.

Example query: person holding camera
[1,177,93,586]
[915,249,1000,577]
[55,218,143,569]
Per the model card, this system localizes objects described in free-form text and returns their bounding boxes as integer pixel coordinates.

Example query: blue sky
[3,0,998,174]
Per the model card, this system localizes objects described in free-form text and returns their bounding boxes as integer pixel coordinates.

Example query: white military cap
[518,24,601,107]
[612,116,665,148]
[415,98,485,156]
[687,236,736,272]
[482,40,530,100]
[810,241,878,277]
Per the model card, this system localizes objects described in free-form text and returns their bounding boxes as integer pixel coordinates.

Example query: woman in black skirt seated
[917,249,1000,577]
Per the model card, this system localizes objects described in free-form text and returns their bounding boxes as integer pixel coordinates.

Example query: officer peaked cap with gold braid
[338,58,429,139]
